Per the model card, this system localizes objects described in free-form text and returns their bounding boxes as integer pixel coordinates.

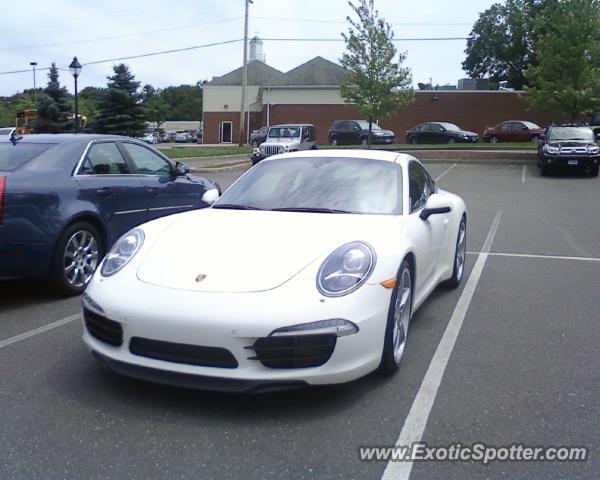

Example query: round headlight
[100,228,145,277]
[317,242,376,297]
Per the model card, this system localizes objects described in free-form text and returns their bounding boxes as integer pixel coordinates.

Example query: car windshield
[355,121,382,130]
[0,143,55,171]
[439,123,461,131]
[215,156,403,215]
[268,127,301,138]
[522,121,541,129]
[548,127,594,141]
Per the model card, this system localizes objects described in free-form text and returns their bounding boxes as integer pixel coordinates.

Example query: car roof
[270,124,314,127]
[262,148,417,166]
[0,133,131,146]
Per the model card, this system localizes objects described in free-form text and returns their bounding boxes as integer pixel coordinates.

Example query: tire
[408,136,418,145]
[48,221,104,296]
[444,217,467,289]
[378,259,413,375]
[588,165,599,177]
[447,137,456,144]
[529,135,539,142]
[330,136,338,146]
[360,136,369,146]
[490,136,499,144]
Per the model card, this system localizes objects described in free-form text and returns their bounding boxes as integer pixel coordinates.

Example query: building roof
[266,56,348,86]
[207,60,283,86]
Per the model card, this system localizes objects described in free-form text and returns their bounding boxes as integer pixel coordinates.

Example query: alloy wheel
[392,267,412,363]
[63,230,99,289]
[455,221,467,281]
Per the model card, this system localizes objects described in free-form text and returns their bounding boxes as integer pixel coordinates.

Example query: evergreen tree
[340,0,413,147]
[95,64,146,136]
[525,0,600,120]
[31,63,73,133]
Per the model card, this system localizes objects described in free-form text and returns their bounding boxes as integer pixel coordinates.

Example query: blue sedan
[0,134,220,295]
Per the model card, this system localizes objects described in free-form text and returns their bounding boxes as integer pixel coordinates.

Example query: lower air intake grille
[84,308,123,346]
[129,337,238,368]
[250,334,337,369]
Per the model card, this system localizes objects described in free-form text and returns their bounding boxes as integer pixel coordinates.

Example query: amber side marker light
[380,278,397,289]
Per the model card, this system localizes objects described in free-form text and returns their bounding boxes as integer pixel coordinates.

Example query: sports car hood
[136,208,392,293]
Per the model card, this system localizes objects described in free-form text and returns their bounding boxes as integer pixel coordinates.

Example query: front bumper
[541,154,600,168]
[251,153,266,164]
[83,272,391,391]
[370,136,395,145]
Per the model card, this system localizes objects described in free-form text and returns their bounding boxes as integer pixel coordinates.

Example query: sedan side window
[122,143,172,176]
[409,161,431,212]
[79,142,129,175]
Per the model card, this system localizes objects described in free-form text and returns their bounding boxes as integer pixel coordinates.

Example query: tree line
[0,63,204,135]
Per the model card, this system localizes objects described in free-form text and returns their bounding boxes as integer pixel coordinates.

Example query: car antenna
[9,130,23,146]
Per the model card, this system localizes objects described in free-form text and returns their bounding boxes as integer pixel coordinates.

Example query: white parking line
[521,165,527,183]
[0,313,81,350]
[434,163,457,182]
[467,251,600,263]
[382,210,503,480]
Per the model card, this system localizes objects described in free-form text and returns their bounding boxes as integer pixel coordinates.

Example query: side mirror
[420,193,451,220]
[175,161,190,176]
[202,188,220,205]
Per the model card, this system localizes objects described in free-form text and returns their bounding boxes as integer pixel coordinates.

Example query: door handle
[96,187,113,197]
[147,187,159,196]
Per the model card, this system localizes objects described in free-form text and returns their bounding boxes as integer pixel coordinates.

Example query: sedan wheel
[360,137,369,146]
[490,136,499,144]
[409,136,418,145]
[331,136,338,146]
[445,217,467,288]
[379,260,412,374]
[447,137,456,144]
[49,222,103,296]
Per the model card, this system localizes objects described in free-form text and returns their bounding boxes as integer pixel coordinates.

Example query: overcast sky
[0,0,497,97]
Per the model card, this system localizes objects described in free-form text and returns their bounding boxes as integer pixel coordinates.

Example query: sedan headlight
[545,145,559,154]
[100,228,145,277]
[317,242,376,297]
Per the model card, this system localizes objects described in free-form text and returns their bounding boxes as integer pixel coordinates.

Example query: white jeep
[251,124,317,165]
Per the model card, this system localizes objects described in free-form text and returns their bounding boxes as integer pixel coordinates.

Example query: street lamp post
[69,57,82,133]
[30,62,37,103]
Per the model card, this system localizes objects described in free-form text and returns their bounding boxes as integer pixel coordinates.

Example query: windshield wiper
[271,207,353,214]
[212,203,263,210]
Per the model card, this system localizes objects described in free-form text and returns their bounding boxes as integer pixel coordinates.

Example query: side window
[409,161,432,212]
[79,142,129,175]
[122,143,172,176]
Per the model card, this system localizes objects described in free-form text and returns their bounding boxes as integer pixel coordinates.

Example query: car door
[74,141,147,242]
[418,124,432,143]
[120,141,202,221]
[406,161,448,291]
[430,123,446,144]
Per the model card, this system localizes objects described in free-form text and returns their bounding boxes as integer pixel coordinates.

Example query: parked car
[0,134,220,295]
[406,122,479,144]
[82,149,467,392]
[251,124,317,165]
[250,126,269,147]
[483,121,544,143]
[589,112,600,137]
[142,132,157,144]
[175,131,190,143]
[0,127,16,137]
[328,120,395,146]
[537,125,599,177]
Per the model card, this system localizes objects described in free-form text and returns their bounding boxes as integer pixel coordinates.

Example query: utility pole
[238,0,251,146]
[30,62,38,103]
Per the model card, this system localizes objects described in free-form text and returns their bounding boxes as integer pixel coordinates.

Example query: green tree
[340,0,413,147]
[0,91,36,126]
[525,0,600,120]
[78,86,106,129]
[143,90,169,132]
[463,0,552,89]
[31,63,73,133]
[95,64,146,136]
[160,83,203,120]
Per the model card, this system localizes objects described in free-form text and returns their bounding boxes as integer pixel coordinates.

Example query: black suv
[250,126,269,147]
[538,126,599,177]
[328,120,395,146]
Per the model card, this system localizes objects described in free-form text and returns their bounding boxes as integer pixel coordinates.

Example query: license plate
[386,139,392,143]
[568,160,578,165]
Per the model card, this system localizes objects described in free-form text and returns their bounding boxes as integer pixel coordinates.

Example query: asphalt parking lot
[1,161,598,479]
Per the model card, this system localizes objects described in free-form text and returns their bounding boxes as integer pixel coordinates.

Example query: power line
[0,18,242,52]
[253,16,471,26]
[82,39,243,66]
[260,37,471,41]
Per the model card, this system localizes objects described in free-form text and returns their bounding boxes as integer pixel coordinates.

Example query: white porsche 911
[82,150,467,393]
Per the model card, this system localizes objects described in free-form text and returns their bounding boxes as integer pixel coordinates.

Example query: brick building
[202,57,561,145]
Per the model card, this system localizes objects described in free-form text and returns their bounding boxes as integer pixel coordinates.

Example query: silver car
[252,124,317,165]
